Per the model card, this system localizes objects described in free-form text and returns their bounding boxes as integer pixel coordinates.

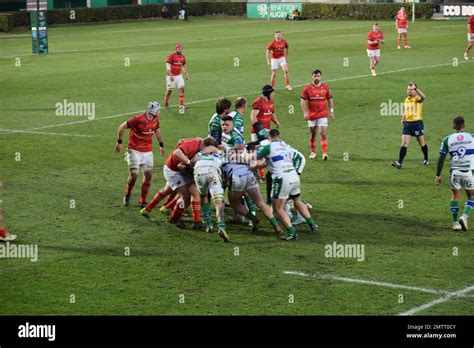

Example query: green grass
[0,16,473,315]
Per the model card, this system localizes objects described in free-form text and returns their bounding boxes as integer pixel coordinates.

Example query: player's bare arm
[166,62,173,81]
[183,64,189,80]
[435,153,447,185]
[115,121,129,153]
[285,47,289,61]
[174,148,192,166]
[155,129,165,156]
[410,82,426,102]
[266,49,271,65]
[250,109,259,125]
[329,98,335,121]
[300,98,309,120]
[271,113,281,128]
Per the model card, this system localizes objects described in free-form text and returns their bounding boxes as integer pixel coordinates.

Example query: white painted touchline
[283,271,450,295]
[3,60,472,135]
[399,285,474,316]
[0,129,94,138]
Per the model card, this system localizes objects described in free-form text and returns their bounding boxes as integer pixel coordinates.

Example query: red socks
[171,197,186,220]
[179,93,184,106]
[310,138,316,153]
[0,229,6,238]
[285,76,290,86]
[146,191,166,212]
[191,199,201,223]
[140,181,150,205]
[320,138,328,155]
[271,78,275,88]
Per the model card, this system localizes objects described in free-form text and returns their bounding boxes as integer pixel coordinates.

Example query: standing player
[253,129,318,241]
[464,15,474,60]
[0,182,16,242]
[266,31,292,91]
[395,7,410,49]
[300,69,334,160]
[142,137,218,229]
[367,23,384,76]
[435,117,474,231]
[115,101,165,208]
[392,82,428,169]
[164,43,188,109]
[208,98,232,144]
[228,97,246,134]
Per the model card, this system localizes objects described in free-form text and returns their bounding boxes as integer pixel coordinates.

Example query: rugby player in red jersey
[115,102,165,208]
[0,182,16,242]
[164,43,188,109]
[395,7,410,49]
[266,31,292,91]
[141,137,219,229]
[300,69,334,160]
[367,23,384,77]
[464,15,474,60]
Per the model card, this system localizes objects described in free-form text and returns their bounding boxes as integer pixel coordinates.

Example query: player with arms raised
[164,43,188,109]
[395,7,410,49]
[435,117,474,231]
[300,69,334,160]
[115,101,165,208]
[367,23,384,76]
[266,31,292,91]
[464,15,474,60]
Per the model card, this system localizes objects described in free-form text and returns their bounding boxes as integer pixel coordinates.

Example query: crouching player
[253,129,318,241]
[194,150,229,242]
[435,116,474,231]
[221,116,282,234]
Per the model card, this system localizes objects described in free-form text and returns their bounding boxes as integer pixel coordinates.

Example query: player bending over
[300,69,334,160]
[435,117,474,231]
[221,116,282,234]
[392,82,428,169]
[115,101,165,208]
[266,31,292,90]
[253,129,317,241]
[366,23,384,77]
[164,43,188,109]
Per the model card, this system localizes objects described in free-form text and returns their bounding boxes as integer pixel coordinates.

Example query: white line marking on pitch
[3,60,472,135]
[284,270,474,315]
[398,285,474,316]
[0,129,94,138]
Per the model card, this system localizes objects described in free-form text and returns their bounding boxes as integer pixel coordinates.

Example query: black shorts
[402,120,424,137]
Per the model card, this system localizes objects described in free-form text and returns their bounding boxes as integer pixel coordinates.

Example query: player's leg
[0,206,16,242]
[397,32,401,49]
[309,123,317,159]
[271,176,297,240]
[403,32,410,48]
[177,74,185,108]
[208,173,228,241]
[265,171,272,204]
[138,152,154,207]
[170,184,192,228]
[293,195,318,232]
[246,186,282,234]
[369,55,377,76]
[416,132,429,166]
[458,170,474,231]
[188,183,204,229]
[281,62,292,90]
[228,190,256,225]
[465,37,473,60]
[451,186,462,230]
[124,149,141,206]
[143,165,176,213]
[270,69,277,88]
[393,133,410,169]
[318,120,329,160]
[164,76,173,107]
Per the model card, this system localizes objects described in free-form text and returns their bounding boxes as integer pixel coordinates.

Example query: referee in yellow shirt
[392,82,428,169]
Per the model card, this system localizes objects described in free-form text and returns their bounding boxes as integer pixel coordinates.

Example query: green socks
[450,200,459,222]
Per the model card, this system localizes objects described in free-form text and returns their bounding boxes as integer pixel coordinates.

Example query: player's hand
[185,73,189,80]
[267,61,270,66]
[435,176,442,185]
[159,147,165,156]
[115,143,123,153]
[169,75,174,82]
[275,121,281,128]
[330,112,335,121]
[304,113,309,121]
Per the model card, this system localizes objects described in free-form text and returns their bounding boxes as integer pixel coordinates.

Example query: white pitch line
[0,129,94,138]
[399,285,474,316]
[283,271,449,295]
[4,59,472,135]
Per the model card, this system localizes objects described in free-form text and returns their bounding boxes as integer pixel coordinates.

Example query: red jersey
[166,52,186,76]
[301,83,333,120]
[165,138,202,171]
[395,11,408,29]
[251,96,274,132]
[469,16,474,33]
[127,113,159,152]
[267,39,288,59]
[367,30,384,50]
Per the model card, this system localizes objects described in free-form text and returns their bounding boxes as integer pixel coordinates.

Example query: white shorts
[272,173,301,200]
[224,164,258,192]
[163,165,193,191]
[166,74,185,89]
[397,28,407,34]
[450,170,474,190]
[468,33,474,42]
[271,57,287,70]
[367,49,381,58]
[194,166,224,200]
[307,118,328,128]
[126,149,153,171]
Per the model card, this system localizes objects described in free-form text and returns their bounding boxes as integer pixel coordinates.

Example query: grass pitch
[0,16,473,315]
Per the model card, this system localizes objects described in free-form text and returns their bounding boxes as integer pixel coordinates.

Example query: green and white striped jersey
[208,113,222,144]
[287,145,305,174]
[439,132,474,171]
[257,140,297,177]
[221,129,245,149]
[228,110,244,134]
[194,152,222,171]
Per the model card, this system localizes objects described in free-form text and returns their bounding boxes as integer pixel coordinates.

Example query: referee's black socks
[398,146,407,164]
[421,144,429,161]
